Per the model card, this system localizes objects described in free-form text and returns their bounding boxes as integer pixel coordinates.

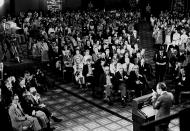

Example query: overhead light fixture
[0,0,4,7]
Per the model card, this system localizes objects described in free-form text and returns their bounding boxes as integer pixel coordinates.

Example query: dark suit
[21,94,49,129]
[129,71,146,97]
[99,72,115,98]
[99,73,115,88]
[152,92,174,131]
[175,73,190,104]
[25,94,52,119]
[82,64,95,84]
[138,62,153,81]
[114,71,128,98]
[153,52,168,82]
[82,64,95,93]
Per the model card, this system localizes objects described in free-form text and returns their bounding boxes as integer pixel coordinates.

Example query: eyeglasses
[14,98,19,100]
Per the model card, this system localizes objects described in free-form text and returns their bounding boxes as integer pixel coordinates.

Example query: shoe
[108,97,113,106]
[121,99,126,107]
[49,126,56,131]
[51,116,62,122]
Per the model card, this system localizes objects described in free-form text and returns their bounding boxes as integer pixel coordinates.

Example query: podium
[132,94,155,131]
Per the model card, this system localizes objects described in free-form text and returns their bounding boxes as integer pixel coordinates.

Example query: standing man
[145,3,151,21]
[152,82,174,131]
[153,48,168,83]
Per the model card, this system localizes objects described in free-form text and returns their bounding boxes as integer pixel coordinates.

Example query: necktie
[17,104,25,116]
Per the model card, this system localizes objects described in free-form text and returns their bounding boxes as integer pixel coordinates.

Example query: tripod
[1,34,21,63]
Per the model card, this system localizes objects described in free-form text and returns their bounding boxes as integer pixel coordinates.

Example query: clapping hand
[32,110,36,116]
[151,89,157,100]
[39,103,46,108]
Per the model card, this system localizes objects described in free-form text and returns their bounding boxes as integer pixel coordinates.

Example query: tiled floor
[41,88,133,131]
[41,87,181,131]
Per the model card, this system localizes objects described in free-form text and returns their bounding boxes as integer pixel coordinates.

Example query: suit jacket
[138,62,153,80]
[9,103,27,131]
[122,63,134,75]
[21,94,38,115]
[176,73,189,90]
[82,64,94,77]
[99,73,115,88]
[114,71,128,87]
[128,71,146,88]
[152,92,174,119]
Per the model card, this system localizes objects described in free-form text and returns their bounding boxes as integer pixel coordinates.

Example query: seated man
[29,87,62,123]
[73,63,85,89]
[9,94,42,131]
[82,58,95,91]
[99,66,114,105]
[114,64,129,106]
[21,91,52,130]
[129,65,147,97]
[33,68,48,93]
[175,67,190,104]
[138,58,154,82]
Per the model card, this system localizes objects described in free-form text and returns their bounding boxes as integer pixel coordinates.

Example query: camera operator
[0,18,21,63]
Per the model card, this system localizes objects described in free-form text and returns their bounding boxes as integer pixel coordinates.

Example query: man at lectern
[151,82,174,131]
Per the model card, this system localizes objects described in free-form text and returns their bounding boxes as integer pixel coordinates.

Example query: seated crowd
[0,68,62,131]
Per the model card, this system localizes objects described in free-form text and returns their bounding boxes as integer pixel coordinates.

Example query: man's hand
[124,76,128,79]
[39,103,46,108]
[151,89,157,100]
[32,110,36,116]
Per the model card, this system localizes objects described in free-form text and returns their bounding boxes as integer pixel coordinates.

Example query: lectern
[132,93,155,131]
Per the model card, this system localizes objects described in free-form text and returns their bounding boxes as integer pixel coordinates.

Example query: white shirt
[180,33,188,45]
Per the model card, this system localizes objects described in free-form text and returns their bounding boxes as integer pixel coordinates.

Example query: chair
[12,124,33,131]
[179,91,190,104]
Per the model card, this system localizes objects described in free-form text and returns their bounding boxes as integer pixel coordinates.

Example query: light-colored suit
[9,103,41,131]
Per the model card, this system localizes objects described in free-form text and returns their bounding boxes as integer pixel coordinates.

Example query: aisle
[138,21,155,69]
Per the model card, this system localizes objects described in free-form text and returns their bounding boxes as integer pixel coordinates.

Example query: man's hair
[157,82,167,91]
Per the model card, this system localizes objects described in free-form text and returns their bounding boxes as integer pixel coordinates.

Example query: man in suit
[153,48,168,83]
[8,94,42,131]
[82,58,95,91]
[21,91,51,130]
[139,58,154,81]
[152,82,174,131]
[99,66,114,105]
[122,57,134,75]
[114,64,129,106]
[129,65,146,96]
[28,87,62,123]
